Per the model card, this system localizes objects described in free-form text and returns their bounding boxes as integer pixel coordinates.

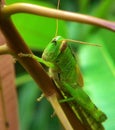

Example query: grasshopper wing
[76,64,84,87]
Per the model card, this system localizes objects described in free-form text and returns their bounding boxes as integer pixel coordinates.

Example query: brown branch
[1,3,115,31]
[0,55,19,130]
[0,0,5,6]
[0,30,19,130]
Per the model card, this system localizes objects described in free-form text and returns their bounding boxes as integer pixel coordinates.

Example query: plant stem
[1,3,115,31]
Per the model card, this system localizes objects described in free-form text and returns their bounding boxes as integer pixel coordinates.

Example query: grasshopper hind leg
[62,82,107,123]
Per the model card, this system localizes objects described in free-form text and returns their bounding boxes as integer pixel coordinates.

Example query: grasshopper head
[42,36,66,62]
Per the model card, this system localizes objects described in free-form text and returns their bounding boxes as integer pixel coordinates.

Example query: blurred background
[6,0,115,130]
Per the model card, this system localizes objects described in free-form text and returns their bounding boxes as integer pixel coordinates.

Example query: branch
[1,3,115,31]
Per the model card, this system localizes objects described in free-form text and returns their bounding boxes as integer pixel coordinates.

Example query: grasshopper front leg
[18,53,55,68]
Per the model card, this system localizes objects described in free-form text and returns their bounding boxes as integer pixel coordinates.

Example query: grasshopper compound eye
[51,38,57,45]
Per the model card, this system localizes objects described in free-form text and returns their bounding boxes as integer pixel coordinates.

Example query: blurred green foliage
[6,0,115,130]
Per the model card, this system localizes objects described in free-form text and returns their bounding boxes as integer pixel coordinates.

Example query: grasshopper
[42,36,107,129]
[19,35,107,130]
[42,36,107,122]
[19,0,107,129]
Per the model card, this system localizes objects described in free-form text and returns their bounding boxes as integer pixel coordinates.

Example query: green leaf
[79,0,90,13]
[18,81,40,130]
[91,0,114,18]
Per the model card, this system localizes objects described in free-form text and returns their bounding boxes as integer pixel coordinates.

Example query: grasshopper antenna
[55,1,101,47]
[65,39,102,47]
[55,0,60,36]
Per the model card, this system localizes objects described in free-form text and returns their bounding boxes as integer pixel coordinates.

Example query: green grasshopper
[19,1,107,129]
[42,36,107,122]
[19,36,107,129]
